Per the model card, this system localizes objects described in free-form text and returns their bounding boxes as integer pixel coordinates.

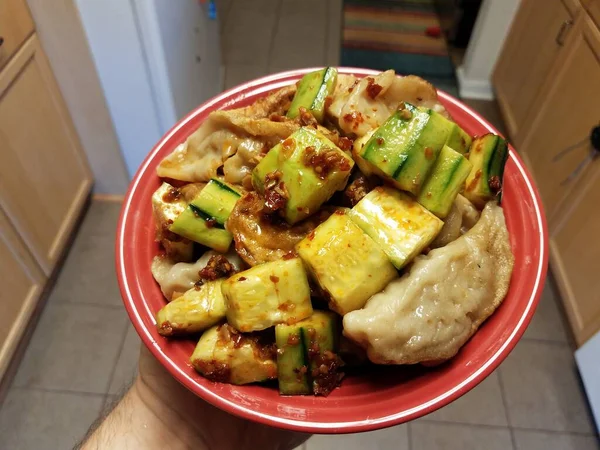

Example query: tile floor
[1,0,599,448]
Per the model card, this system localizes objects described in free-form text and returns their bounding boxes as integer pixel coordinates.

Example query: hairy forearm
[78,347,309,450]
[79,379,207,450]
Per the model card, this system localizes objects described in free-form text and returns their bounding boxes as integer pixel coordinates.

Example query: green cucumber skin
[361,104,424,177]
[417,146,472,218]
[188,204,225,230]
[210,178,241,197]
[169,207,233,252]
[465,134,508,206]
[275,326,311,395]
[191,179,241,225]
[287,68,337,122]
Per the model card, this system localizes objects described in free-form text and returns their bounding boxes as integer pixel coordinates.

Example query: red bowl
[116,68,548,434]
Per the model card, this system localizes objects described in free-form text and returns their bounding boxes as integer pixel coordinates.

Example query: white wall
[576,331,600,432]
[74,0,221,177]
[27,0,130,194]
[74,0,164,177]
[148,0,221,120]
[456,0,522,100]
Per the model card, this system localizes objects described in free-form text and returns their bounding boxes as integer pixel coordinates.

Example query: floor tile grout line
[103,320,132,395]
[417,417,599,437]
[496,368,517,449]
[11,386,106,398]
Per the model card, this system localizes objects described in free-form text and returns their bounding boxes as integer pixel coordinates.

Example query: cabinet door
[0,0,35,70]
[0,35,92,274]
[516,15,600,229]
[552,167,600,346]
[0,206,45,379]
[492,0,577,143]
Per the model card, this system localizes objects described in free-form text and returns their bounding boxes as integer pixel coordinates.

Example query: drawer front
[0,35,92,274]
[0,0,35,70]
[0,205,45,380]
[582,0,600,31]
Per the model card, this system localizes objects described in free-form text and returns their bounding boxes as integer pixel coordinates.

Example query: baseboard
[456,66,495,100]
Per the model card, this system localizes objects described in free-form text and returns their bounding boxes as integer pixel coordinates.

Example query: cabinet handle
[555,20,573,46]
[553,124,600,185]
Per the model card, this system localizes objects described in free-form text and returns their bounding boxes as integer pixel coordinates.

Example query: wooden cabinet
[517,15,600,227]
[0,35,92,274]
[552,169,600,346]
[493,0,578,145]
[0,0,92,383]
[0,208,45,378]
[495,6,600,346]
[0,0,34,70]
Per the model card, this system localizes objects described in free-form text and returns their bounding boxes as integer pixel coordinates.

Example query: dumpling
[430,194,480,248]
[343,202,514,365]
[151,249,245,301]
[327,70,450,137]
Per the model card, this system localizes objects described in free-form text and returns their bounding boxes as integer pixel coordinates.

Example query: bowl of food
[116,67,548,433]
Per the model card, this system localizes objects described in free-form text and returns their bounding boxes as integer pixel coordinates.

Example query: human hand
[135,345,310,450]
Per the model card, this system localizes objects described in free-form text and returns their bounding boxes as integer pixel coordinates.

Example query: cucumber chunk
[275,311,343,396]
[349,187,443,269]
[417,145,473,218]
[170,179,241,252]
[464,134,509,208]
[275,323,311,395]
[296,210,397,315]
[357,103,453,195]
[222,258,313,332]
[445,122,472,154]
[287,67,338,122]
[252,127,354,224]
[156,280,226,336]
[191,324,277,385]
[300,311,343,396]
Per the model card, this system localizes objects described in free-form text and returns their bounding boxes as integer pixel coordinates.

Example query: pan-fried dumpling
[327,70,450,137]
[343,202,514,365]
[151,250,245,301]
[430,194,480,249]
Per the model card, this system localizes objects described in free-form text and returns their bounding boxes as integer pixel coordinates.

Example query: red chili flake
[334,209,345,215]
[338,136,353,151]
[366,77,383,99]
[269,275,280,283]
[324,96,333,110]
[342,111,364,131]
[198,255,236,280]
[307,230,316,241]
[287,333,300,345]
[193,280,204,290]
[424,147,434,159]
[302,145,351,179]
[162,186,181,203]
[282,251,297,260]
[263,171,289,214]
[488,176,502,193]
[237,276,247,281]
[282,138,295,152]
[205,218,217,228]
[376,137,385,146]
[298,107,318,127]
[347,79,360,93]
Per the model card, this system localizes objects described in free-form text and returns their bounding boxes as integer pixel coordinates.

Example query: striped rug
[341,0,457,88]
